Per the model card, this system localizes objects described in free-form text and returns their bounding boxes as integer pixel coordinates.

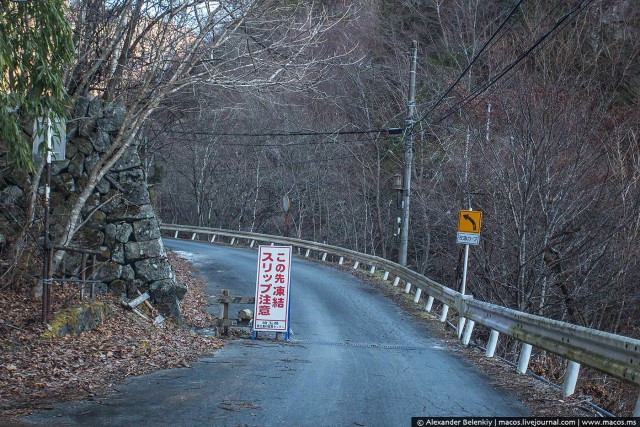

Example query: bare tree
[53,0,358,269]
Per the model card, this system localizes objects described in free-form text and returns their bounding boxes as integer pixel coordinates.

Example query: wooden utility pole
[399,41,418,266]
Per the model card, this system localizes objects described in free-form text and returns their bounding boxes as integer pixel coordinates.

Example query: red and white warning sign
[253,245,292,332]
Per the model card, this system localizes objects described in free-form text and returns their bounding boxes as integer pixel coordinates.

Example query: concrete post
[191,232,197,240]
[338,257,344,265]
[439,304,449,322]
[562,361,580,397]
[369,265,376,274]
[485,330,499,357]
[353,261,360,269]
[321,253,327,261]
[517,343,533,374]
[174,230,179,238]
[393,277,400,287]
[413,288,422,303]
[462,320,475,346]
[305,249,310,257]
[398,40,418,266]
[404,282,411,293]
[425,296,434,312]
[457,318,466,338]
[230,237,235,245]
[382,271,389,281]
[211,235,216,242]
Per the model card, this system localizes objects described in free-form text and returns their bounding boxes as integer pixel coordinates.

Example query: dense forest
[1,0,639,414]
[146,0,640,337]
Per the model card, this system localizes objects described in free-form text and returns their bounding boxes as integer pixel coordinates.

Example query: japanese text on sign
[253,246,292,332]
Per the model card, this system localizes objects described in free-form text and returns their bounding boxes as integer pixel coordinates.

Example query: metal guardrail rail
[160,223,640,415]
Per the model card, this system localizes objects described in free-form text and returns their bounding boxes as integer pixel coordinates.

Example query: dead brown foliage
[0,250,223,421]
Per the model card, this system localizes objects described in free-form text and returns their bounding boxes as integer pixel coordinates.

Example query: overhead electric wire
[147,128,391,138]
[428,0,597,127]
[157,136,380,148]
[413,0,524,128]
[149,1,593,144]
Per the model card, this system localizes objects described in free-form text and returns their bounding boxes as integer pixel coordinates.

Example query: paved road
[23,239,529,426]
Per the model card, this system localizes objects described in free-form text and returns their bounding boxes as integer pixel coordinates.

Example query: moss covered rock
[42,301,111,338]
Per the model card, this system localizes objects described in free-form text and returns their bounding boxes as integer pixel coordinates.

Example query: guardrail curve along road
[161,224,640,417]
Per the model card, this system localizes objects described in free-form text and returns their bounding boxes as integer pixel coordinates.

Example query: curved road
[23,239,529,426]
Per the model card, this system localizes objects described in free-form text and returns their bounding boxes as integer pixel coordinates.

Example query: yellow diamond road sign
[458,210,482,234]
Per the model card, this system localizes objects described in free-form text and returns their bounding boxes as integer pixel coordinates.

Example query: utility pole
[399,40,418,266]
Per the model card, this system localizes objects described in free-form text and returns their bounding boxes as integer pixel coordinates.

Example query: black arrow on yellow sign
[463,214,477,231]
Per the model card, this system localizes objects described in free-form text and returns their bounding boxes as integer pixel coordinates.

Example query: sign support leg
[285,283,292,341]
[457,243,470,337]
[461,244,469,296]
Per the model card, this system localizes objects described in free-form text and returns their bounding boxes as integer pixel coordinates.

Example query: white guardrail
[160,223,640,416]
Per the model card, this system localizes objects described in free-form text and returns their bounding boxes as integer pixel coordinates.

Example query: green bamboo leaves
[0,0,73,170]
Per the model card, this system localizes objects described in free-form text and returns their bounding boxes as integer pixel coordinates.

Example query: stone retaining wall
[0,97,185,321]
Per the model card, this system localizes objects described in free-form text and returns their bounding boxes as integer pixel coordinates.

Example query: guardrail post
[305,249,310,257]
[457,318,466,339]
[211,235,216,242]
[392,277,400,287]
[462,320,475,346]
[413,288,421,303]
[191,232,197,240]
[250,240,255,248]
[230,237,236,245]
[369,265,375,274]
[439,304,449,322]
[382,271,389,281]
[425,295,434,312]
[562,360,580,397]
[517,343,533,374]
[174,230,179,238]
[338,257,344,265]
[404,282,411,294]
[321,252,327,261]
[485,330,499,357]
[353,261,360,269]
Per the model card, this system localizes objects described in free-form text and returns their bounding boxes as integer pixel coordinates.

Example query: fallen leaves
[0,250,223,422]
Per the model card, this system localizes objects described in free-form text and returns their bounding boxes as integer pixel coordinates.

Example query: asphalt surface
[22,239,530,426]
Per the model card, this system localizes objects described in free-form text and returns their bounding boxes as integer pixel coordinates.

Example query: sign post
[456,209,482,337]
[253,245,293,340]
[456,209,481,295]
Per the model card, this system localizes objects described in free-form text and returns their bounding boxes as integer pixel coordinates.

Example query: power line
[413,0,524,128]
[430,0,596,126]
[147,128,395,138]
[153,136,384,148]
